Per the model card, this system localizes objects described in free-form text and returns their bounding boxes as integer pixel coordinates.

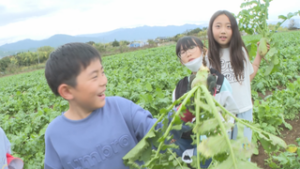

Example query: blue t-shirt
[44,96,160,169]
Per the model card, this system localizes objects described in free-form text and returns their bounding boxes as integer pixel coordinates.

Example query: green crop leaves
[123,67,286,169]
[237,0,300,76]
[0,31,299,168]
[268,138,300,169]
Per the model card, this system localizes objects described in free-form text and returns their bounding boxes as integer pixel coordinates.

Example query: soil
[251,113,300,169]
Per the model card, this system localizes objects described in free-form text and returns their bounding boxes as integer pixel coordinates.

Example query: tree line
[2,25,289,74]
[0,46,54,72]
[0,27,210,74]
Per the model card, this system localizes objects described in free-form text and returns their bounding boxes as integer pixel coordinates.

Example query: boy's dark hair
[45,42,102,96]
[207,10,248,82]
[176,36,207,66]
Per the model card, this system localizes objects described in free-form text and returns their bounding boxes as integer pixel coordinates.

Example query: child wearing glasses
[171,36,239,168]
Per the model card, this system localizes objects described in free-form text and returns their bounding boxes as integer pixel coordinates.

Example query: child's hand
[170,139,176,143]
[180,73,217,123]
[257,41,270,58]
[178,105,195,122]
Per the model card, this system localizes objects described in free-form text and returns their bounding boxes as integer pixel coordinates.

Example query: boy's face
[71,58,107,110]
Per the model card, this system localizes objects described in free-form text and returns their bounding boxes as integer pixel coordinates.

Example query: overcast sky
[0,0,299,46]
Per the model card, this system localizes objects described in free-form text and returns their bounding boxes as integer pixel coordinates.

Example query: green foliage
[237,0,299,37]
[123,67,286,169]
[263,78,300,120]
[171,28,207,42]
[147,39,157,46]
[120,40,130,46]
[0,45,188,168]
[268,138,300,169]
[237,0,270,36]
[104,45,189,114]
[112,39,120,47]
[198,30,207,38]
[0,46,54,74]
[0,56,10,72]
[237,0,299,76]
[0,71,66,168]
[173,34,184,42]
[268,24,287,32]
[86,41,95,46]
[0,31,299,168]
[185,28,203,35]
[94,42,107,52]
[246,31,300,91]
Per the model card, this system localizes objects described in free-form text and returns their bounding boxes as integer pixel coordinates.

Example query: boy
[44,43,164,169]
[44,42,219,169]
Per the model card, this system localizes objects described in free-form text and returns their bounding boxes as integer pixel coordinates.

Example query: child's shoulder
[0,127,6,139]
[45,114,66,136]
[104,96,136,110]
[0,127,4,134]
[220,78,232,93]
[209,68,232,94]
[106,96,132,104]
[46,97,134,134]
[242,46,247,52]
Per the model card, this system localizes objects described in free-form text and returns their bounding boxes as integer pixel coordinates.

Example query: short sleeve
[204,54,210,68]
[0,127,11,154]
[130,101,160,141]
[215,79,239,115]
[172,88,176,102]
[44,131,63,169]
[220,78,232,93]
[4,134,11,154]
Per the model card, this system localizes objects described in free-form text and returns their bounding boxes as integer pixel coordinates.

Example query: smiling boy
[44,43,162,169]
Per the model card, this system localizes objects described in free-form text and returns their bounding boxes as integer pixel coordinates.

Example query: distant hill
[0,34,101,52]
[0,24,206,58]
[76,24,206,40]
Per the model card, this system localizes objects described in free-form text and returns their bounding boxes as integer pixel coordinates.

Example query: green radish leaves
[123,67,287,169]
[238,0,299,76]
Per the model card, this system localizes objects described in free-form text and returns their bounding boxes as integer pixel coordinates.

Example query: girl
[207,10,269,143]
[171,36,239,168]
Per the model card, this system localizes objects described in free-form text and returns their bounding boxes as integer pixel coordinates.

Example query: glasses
[179,46,197,58]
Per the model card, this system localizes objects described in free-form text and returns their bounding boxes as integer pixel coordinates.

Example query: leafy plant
[237,0,300,76]
[268,138,300,169]
[123,66,287,169]
[0,31,299,168]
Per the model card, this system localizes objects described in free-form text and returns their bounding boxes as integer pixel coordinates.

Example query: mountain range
[1,19,297,58]
[0,24,206,58]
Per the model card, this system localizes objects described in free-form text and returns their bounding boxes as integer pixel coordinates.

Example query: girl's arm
[250,42,270,81]
[250,52,262,81]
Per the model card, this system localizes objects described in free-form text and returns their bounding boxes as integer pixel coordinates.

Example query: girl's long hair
[207,10,248,82]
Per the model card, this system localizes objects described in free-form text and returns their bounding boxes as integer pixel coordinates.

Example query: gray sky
[0,0,299,46]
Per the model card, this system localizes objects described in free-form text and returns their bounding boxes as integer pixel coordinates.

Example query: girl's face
[179,44,202,64]
[212,14,232,48]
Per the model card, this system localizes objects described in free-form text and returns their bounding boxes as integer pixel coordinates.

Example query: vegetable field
[0,31,300,168]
